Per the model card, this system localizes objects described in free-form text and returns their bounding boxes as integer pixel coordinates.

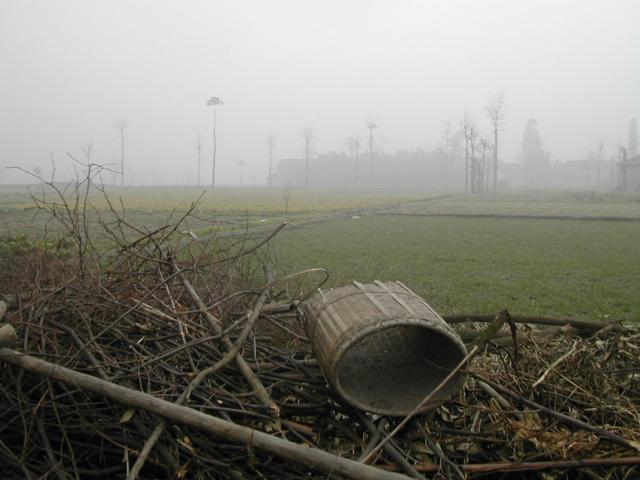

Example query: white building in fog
[619,155,640,192]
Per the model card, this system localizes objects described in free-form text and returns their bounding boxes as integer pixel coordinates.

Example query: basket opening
[335,323,466,415]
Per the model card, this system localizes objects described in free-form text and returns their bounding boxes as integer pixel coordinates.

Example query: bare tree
[265,135,276,186]
[479,138,492,193]
[461,113,474,193]
[206,96,224,187]
[346,137,361,186]
[301,128,313,186]
[470,127,480,193]
[235,159,246,185]
[281,182,292,215]
[81,141,95,163]
[617,145,627,188]
[366,121,377,184]
[441,119,453,188]
[114,119,129,187]
[595,140,605,186]
[486,92,506,190]
[195,135,203,186]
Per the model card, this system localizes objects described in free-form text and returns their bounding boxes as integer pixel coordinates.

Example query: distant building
[619,154,640,191]
[271,150,450,188]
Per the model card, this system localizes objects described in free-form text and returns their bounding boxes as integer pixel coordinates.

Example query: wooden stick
[127,420,168,480]
[0,348,411,480]
[130,291,270,478]
[128,264,275,479]
[50,319,178,475]
[35,413,67,480]
[353,410,424,479]
[532,339,582,388]
[378,456,640,474]
[468,310,511,349]
[476,380,523,420]
[443,314,621,331]
[175,260,278,414]
[413,420,464,480]
[211,222,289,265]
[185,289,269,400]
[475,374,640,453]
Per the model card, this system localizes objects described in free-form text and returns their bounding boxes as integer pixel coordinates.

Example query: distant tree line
[41,90,634,191]
[272,92,509,191]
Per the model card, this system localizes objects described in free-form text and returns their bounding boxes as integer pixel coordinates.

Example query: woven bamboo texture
[302,281,467,416]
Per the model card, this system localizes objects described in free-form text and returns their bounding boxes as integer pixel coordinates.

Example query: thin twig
[475,374,640,452]
[532,339,582,388]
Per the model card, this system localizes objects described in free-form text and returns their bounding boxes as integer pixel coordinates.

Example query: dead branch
[475,374,640,452]
[0,347,412,480]
[379,456,640,474]
[444,314,623,331]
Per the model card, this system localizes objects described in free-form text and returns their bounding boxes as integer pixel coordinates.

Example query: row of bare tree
[445,92,506,194]
[97,93,505,190]
[280,93,507,191]
[260,121,379,188]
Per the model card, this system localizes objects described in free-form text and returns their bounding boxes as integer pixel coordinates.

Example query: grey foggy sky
[1,0,638,185]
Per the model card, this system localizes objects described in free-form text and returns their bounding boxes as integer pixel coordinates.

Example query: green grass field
[394,191,640,218]
[0,184,436,236]
[0,184,435,214]
[2,184,638,322]
[273,215,640,320]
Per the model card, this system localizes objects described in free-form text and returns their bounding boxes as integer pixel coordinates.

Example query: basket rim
[330,316,467,416]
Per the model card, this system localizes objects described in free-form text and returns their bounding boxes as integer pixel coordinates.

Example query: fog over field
[1,0,638,187]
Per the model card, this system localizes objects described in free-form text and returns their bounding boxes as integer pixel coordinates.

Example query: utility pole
[366,121,377,185]
[301,128,313,186]
[115,119,129,187]
[266,135,276,186]
[206,96,224,187]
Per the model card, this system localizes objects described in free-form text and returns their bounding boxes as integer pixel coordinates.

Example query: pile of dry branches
[1,170,639,479]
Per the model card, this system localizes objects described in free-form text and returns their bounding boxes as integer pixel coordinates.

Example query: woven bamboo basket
[302,281,466,416]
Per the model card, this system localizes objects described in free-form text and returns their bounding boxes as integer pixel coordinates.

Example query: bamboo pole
[443,314,621,331]
[0,347,411,480]
[379,456,640,474]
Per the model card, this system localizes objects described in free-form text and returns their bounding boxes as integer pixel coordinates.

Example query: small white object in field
[260,218,268,223]
[351,215,360,220]
[181,230,199,239]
